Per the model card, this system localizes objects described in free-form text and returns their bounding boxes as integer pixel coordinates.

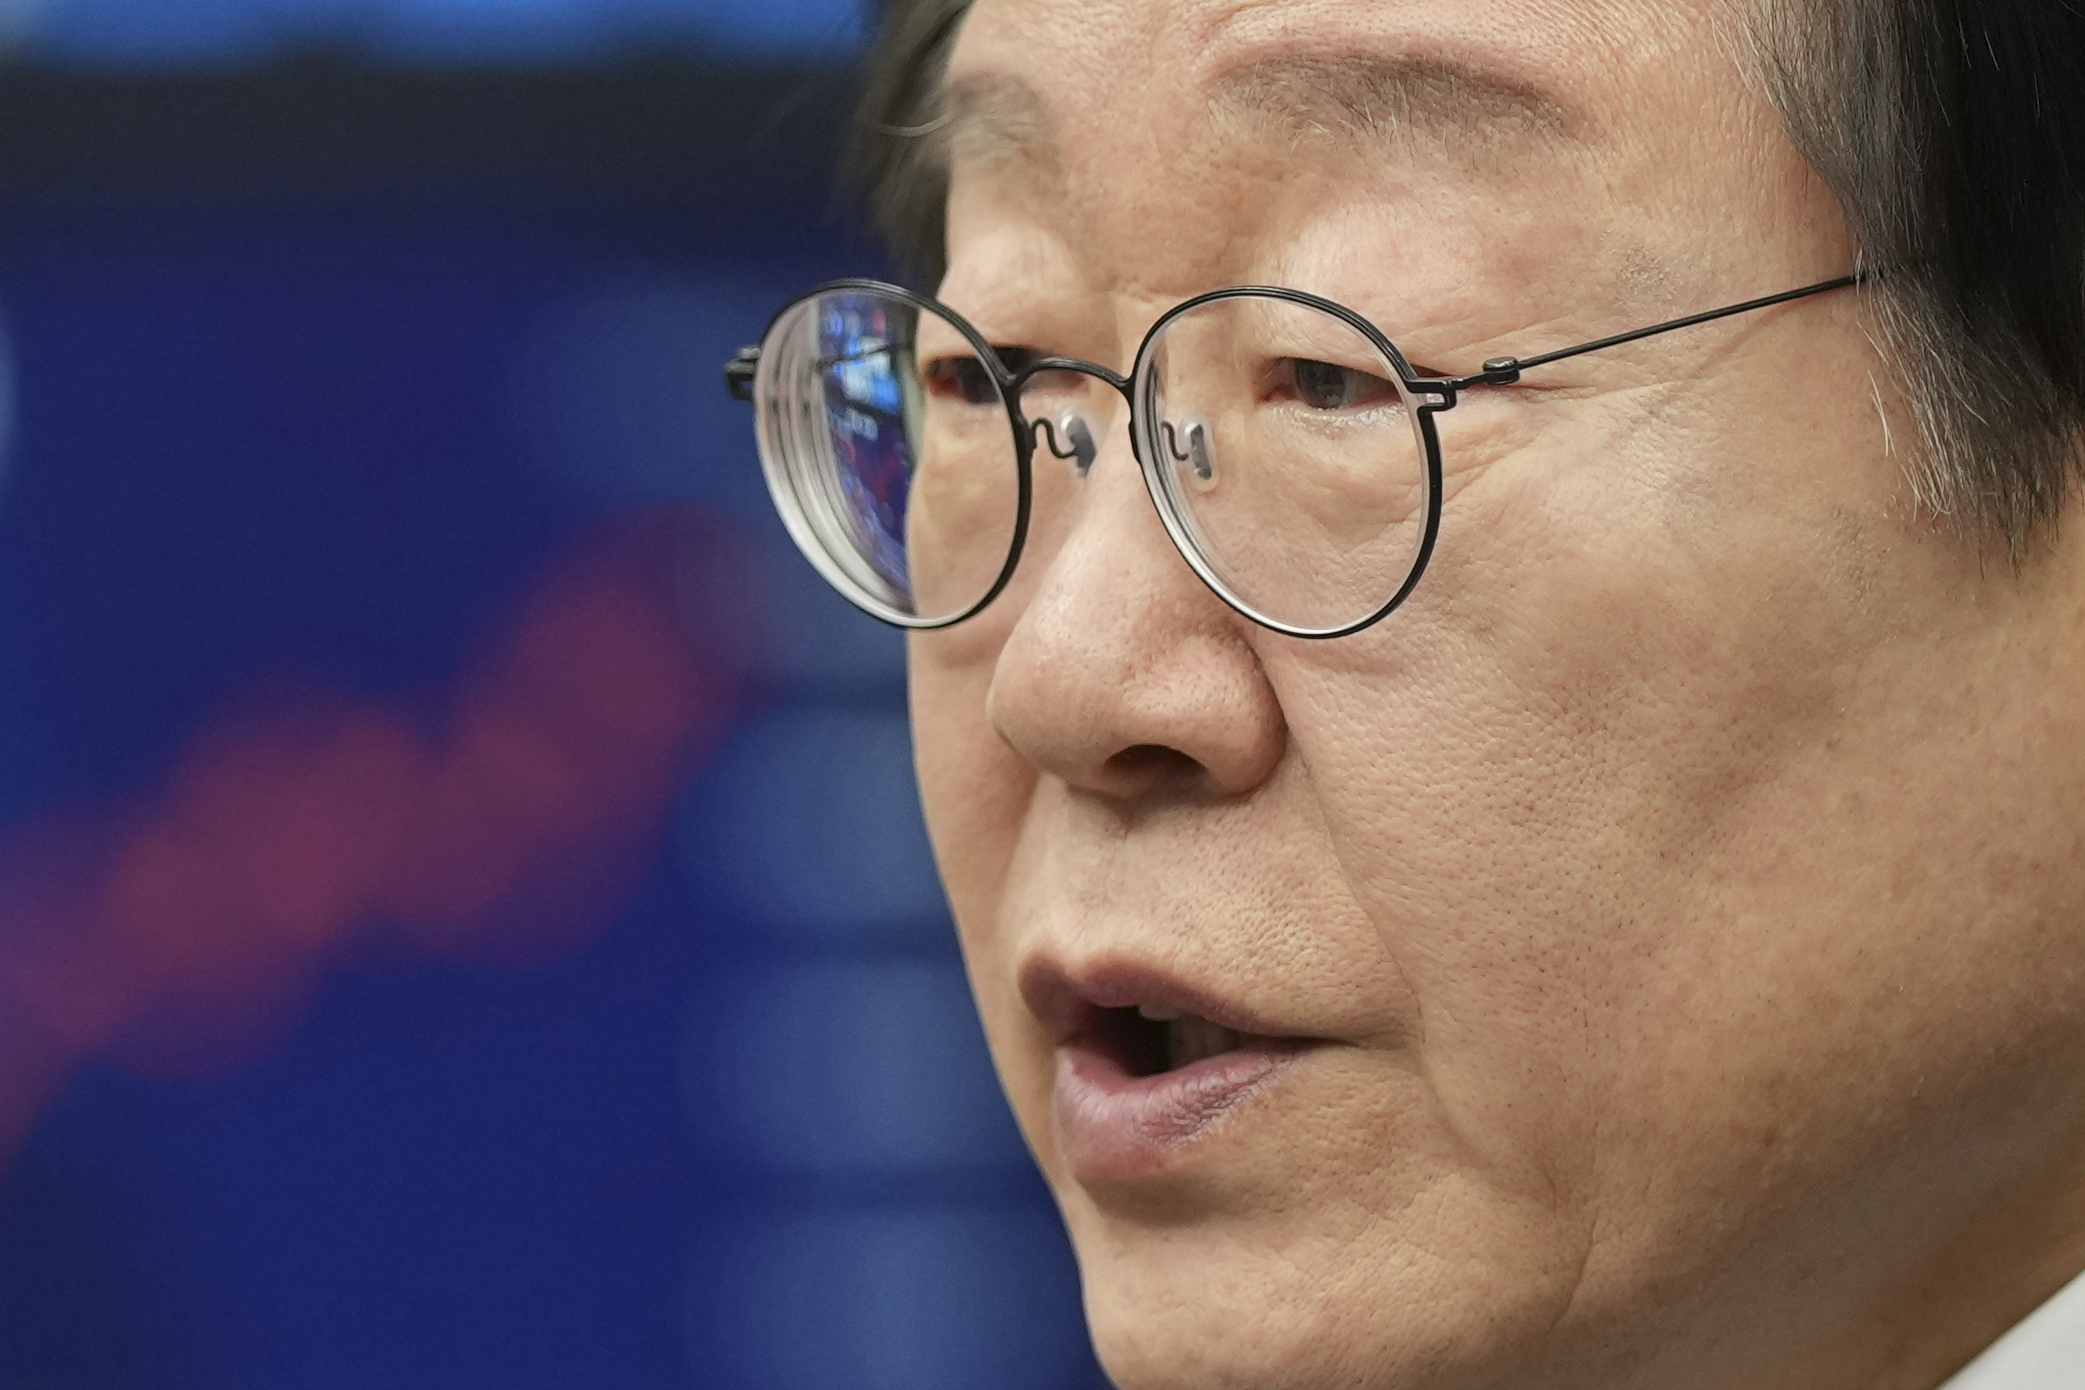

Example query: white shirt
[1941,1268,2085,1388]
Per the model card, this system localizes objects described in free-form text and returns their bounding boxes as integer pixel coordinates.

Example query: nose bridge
[1011,355,1133,401]
[999,342,1218,641]
[1021,371,1174,594]
[1015,355,1139,480]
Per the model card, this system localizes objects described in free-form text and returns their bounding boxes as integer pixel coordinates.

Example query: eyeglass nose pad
[1037,411,1100,477]
[1162,417,1217,492]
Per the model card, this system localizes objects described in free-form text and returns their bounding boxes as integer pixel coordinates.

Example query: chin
[1059,1197,1568,1390]
[993,983,1588,1390]
[1080,1252,1358,1390]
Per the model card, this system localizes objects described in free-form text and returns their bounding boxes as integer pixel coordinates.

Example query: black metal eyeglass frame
[724,271,1862,639]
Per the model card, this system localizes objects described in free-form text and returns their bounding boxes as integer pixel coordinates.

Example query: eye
[923,355,1002,406]
[921,344,1061,407]
[1276,358,1401,411]
[994,346,1046,375]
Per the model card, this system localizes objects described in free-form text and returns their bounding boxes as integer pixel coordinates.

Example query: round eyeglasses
[725,274,1859,639]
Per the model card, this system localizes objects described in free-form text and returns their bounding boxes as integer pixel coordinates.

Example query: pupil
[1293,359,1355,409]
[956,361,996,405]
[928,356,999,406]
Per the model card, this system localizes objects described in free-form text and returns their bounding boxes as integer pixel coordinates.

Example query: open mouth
[1025,964,1320,1172]
[1090,1003,1270,1077]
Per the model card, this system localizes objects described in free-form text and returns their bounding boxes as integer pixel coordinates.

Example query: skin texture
[903,1,2085,1386]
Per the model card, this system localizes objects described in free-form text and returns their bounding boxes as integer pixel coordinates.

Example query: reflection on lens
[1138,294,1434,635]
[754,289,1022,627]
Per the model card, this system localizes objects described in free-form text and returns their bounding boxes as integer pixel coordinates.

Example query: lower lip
[1053,1038,1311,1181]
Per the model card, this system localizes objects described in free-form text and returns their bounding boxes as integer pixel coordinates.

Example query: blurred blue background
[0,6,1104,1389]
[0,0,863,66]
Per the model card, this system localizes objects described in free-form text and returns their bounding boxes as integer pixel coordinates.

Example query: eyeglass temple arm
[1437,272,1867,391]
[725,345,759,402]
[722,274,1868,400]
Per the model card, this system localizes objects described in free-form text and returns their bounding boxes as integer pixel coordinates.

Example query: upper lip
[1019,955,1309,1048]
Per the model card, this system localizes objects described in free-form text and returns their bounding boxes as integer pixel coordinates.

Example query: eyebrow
[1210,52,1576,155]
[936,50,1576,174]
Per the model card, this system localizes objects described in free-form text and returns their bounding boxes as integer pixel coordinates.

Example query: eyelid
[990,344,1047,372]
[1263,352,1405,391]
[1257,335,1425,384]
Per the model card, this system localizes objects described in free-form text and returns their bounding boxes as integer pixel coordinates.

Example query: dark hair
[1755,0,2085,547]
[848,0,2085,545]
[845,0,971,287]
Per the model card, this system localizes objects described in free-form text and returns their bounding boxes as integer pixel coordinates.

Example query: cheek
[906,625,1047,1086]
[1259,351,1925,1205]
[909,627,1027,918]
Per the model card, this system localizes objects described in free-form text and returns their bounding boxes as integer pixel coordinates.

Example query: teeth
[1137,1003,1184,1022]
[1167,1014,1249,1069]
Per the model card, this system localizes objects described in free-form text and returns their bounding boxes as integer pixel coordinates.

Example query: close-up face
[902,1,2085,1388]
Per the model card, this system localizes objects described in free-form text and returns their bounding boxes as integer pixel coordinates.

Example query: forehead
[939,0,1749,308]
[946,41,1576,173]
[945,0,1719,168]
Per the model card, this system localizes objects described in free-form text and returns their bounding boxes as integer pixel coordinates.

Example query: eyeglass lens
[756,289,1023,625]
[754,286,1436,635]
[1136,296,1433,634]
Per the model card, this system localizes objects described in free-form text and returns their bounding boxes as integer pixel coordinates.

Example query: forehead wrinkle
[1209,51,1579,159]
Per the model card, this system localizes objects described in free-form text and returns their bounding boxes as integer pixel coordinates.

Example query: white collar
[1940,1268,2085,1389]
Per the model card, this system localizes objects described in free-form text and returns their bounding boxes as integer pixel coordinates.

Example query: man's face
[907,2,2085,1386]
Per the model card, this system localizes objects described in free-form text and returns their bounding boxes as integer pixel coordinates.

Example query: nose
[984,417,1286,804]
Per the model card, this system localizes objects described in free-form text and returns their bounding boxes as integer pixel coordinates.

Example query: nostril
[1105,743,1205,793]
